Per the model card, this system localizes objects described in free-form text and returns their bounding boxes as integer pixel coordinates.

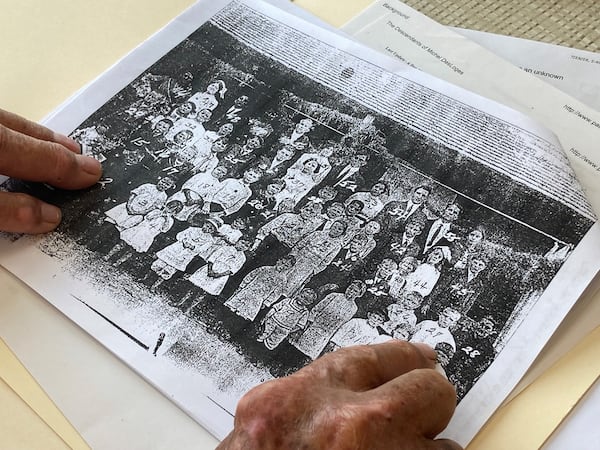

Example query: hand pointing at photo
[218,340,462,450]
[0,108,102,234]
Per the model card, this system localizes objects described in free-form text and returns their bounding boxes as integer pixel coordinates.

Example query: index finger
[364,368,458,440]
[294,340,437,392]
[0,123,102,190]
[0,109,81,154]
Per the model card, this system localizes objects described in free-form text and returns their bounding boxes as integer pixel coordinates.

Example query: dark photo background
[3,15,593,402]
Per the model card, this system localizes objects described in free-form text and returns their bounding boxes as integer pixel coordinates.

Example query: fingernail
[41,203,61,224]
[54,132,81,153]
[76,154,103,176]
[412,343,437,362]
[434,363,449,379]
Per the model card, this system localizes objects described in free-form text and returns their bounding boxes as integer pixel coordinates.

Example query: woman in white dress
[187,239,250,296]
[187,79,226,112]
[404,246,450,297]
[120,201,182,253]
[291,280,366,359]
[275,158,328,208]
[224,255,296,321]
[204,167,262,217]
[150,219,220,285]
[104,200,183,265]
[120,201,177,251]
[104,177,175,231]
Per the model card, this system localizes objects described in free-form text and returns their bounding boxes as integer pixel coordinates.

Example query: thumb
[0,191,62,234]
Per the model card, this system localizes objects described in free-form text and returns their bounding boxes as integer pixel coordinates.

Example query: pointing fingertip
[412,343,437,363]
[54,131,82,153]
[434,363,450,379]
[41,203,62,225]
[76,154,103,177]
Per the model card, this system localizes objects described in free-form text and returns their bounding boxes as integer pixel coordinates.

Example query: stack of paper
[292,0,600,446]
[0,339,88,449]
[1,0,599,448]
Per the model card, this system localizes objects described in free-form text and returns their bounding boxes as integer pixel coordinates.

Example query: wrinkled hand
[0,109,102,233]
[218,341,462,450]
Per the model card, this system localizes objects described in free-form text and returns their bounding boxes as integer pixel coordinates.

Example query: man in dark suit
[425,253,488,318]
[261,145,297,180]
[323,152,369,194]
[378,184,432,234]
[417,202,462,258]
[388,217,424,260]
[214,94,250,129]
[446,316,496,399]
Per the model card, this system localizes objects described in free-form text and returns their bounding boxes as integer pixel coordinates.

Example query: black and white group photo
[4,2,593,406]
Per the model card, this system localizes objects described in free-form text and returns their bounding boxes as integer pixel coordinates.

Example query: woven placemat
[402,0,600,52]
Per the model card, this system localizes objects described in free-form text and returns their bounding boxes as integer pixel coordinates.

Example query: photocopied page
[1,0,599,446]
[343,0,600,218]
[342,0,600,393]
[281,0,600,114]
[283,1,600,447]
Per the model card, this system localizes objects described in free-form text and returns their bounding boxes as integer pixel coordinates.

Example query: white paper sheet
[342,0,600,398]
[452,28,600,113]
[1,0,599,446]
[344,1,600,220]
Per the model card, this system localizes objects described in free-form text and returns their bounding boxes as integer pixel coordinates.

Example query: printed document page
[344,0,600,218]
[343,0,600,396]
[1,0,599,445]
[451,28,600,113]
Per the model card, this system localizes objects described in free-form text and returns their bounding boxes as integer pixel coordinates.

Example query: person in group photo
[257,287,317,351]
[418,202,462,256]
[405,245,451,298]
[2,4,590,444]
[188,79,227,112]
[148,216,222,290]
[105,199,183,266]
[379,183,432,232]
[329,309,393,349]
[103,176,176,240]
[224,255,296,321]
[291,280,367,359]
